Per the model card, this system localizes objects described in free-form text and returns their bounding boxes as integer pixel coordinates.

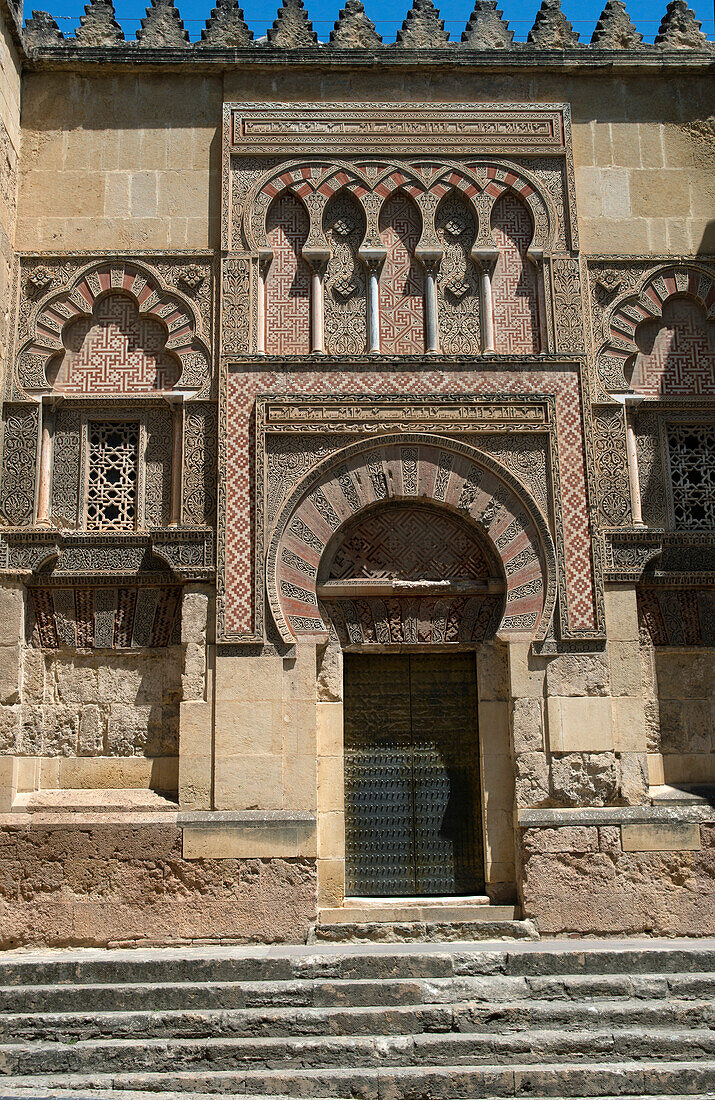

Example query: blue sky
[44,0,715,43]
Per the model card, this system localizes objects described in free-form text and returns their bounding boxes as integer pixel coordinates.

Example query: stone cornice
[21,45,715,73]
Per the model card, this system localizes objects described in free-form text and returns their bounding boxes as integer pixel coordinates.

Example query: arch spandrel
[266,436,557,646]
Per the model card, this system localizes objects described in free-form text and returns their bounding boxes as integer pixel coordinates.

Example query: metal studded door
[343,653,484,897]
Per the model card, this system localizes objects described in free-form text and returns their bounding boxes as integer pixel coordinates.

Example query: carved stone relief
[435,192,481,355]
[593,408,632,527]
[183,402,218,527]
[0,406,38,527]
[323,192,368,355]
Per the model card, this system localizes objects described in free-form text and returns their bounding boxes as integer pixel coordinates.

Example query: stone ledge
[518,803,715,827]
[178,810,316,827]
[21,46,715,73]
[0,810,180,826]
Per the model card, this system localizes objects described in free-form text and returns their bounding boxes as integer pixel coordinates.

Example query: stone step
[318,904,518,924]
[3,1029,715,1076]
[2,946,714,987]
[309,918,537,942]
[2,1096,714,1100]
[1,1062,713,1097]
[1,998,713,1042]
[1,970,712,1013]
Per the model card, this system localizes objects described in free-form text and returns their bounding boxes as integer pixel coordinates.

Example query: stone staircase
[0,941,713,1099]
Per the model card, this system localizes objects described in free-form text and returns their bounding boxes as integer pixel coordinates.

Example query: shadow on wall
[697,219,715,254]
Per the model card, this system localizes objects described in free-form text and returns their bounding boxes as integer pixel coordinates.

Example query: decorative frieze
[229,103,569,157]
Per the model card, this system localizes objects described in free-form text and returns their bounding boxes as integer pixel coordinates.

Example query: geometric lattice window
[85,422,139,531]
[667,424,715,531]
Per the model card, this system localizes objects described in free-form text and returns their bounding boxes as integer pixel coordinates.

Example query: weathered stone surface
[545,653,609,697]
[520,823,715,936]
[617,751,649,805]
[511,697,543,754]
[521,825,598,854]
[181,588,209,646]
[396,0,450,48]
[74,0,123,46]
[267,0,319,47]
[514,751,550,808]
[23,10,64,47]
[655,0,709,49]
[622,821,701,851]
[0,706,20,753]
[330,0,381,47]
[77,704,104,755]
[591,1,643,48]
[527,0,579,48]
[461,0,514,47]
[136,0,190,47]
[550,751,618,806]
[317,643,342,703]
[477,642,508,701]
[0,645,21,705]
[199,0,253,46]
[182,641,206,702]
[0,820,316,948]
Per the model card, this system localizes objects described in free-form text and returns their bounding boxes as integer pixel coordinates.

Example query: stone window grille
[85,421,140,531]
[666,423,715,531]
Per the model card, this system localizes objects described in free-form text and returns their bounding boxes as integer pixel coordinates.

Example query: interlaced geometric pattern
[49,293,180,395]
[667,424,715,531]
[265,192,312,355]
[86,422,139,531]
[491,193,540,354]
[632,298,715,397]
[379,192,425,355]
[436,192,481,355]
[324,192,368,355]
[328,504,494,582]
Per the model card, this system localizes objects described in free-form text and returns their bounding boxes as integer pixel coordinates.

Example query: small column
[529,248,546,353]
[624,395,645,527]
[256,252,271,355]
[303,248,330,355]
[360,250,386,355]
[36,399,56,526]
[419,252,442,355]
[474,249,498,354]
[166,395,184,527]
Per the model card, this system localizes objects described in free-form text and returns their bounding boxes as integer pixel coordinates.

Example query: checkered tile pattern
[223,365,594,637]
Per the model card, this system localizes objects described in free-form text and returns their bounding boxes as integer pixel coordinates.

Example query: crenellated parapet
[21,0,715,55]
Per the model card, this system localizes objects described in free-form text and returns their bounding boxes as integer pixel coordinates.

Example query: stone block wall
[0,816,316,949]
[519,821,715,937]
[12,69,714,258]
[0,5,20,391]
[14,73,222,252]
[641,642,715,786]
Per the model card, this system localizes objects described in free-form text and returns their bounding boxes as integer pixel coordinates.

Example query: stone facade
[0,0,713,946]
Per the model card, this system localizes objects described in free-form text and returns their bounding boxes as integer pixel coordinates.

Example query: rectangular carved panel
[231,104,568,156]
